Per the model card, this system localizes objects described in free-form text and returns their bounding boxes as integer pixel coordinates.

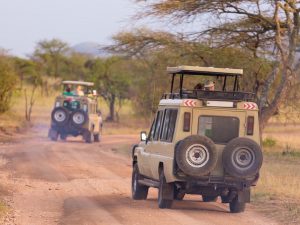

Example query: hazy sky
[0,0,137,56]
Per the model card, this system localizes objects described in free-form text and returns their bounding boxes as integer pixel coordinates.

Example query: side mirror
[140,131,147,142]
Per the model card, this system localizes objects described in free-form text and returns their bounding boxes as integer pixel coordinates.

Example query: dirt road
[0,128,277,225]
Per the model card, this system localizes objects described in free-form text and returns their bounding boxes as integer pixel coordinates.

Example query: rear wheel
[84,130,94,143]
[229,196,246,213]
[158,170,174,209]
[132,164,149,200]
[94,133,100,142]
[48,129,58,141]
[60,133,67,141]
[174,188,185,200]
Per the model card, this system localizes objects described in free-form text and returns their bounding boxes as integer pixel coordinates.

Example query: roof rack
[62,81,94,87]
[167,66,243,76]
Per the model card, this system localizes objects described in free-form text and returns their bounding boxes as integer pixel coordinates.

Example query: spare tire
[222,137,263,178]
[71,109,88,128]
[175,135,218,177]
[51,107,69,126]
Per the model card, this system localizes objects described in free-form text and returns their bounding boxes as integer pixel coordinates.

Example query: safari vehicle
[48,81,103,143]
[131,66,263,213]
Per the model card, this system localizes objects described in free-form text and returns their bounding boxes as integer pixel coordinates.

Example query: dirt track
[0,128,278,225]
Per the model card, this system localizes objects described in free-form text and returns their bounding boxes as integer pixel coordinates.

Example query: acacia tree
[108,29,272,118]
[87,57,131,122]
[33,39,69,78]
[134,0,300,130]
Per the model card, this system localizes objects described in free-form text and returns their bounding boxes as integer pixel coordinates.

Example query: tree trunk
[106,94,115,122]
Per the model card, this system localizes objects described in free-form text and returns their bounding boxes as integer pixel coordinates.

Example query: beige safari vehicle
[48,81,103,143]
[132,66,263,213]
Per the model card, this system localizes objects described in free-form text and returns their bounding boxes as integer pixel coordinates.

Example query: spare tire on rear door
[222,137,263,178]
[175,135,218,177]
[71,109,88,128]
[51,107,69,126]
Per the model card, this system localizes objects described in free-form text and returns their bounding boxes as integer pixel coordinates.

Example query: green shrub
[263,137,277,148]
[0,56,18,113]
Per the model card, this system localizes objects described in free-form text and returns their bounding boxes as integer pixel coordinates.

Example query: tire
[229,196,246,213]
[51,107,69,126]
[84,130,94,143]
[158,170,174,209]
[202,195,218,202]
[223,137,263,178]
[70,109,88,128]
[132,164,149,200]
[175,135,218,177]
[174,188,185,201]
[60,133,67,141]
[94,133,100,142]
[48,128,58,141]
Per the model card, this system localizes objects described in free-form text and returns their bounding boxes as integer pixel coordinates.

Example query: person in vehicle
[75,85,85,96]
[204,80,215,91]
[63,84,74,96]
[194,83,204,90]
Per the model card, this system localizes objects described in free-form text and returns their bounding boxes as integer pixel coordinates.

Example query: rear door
[192,108,246,176]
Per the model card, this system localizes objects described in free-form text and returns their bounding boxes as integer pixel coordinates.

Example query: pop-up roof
[62,81,94,87]
[167,66,243,76]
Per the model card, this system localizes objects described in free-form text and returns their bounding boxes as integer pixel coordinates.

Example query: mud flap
[237,188,250,203]
[162,182,174,200]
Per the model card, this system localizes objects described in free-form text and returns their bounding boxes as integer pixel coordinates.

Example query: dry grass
[252,123,300,224]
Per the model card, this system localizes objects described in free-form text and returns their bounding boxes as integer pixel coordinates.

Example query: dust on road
[0,132,277,225]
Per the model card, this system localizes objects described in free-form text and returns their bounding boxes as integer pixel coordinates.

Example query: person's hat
[204,80,215,88]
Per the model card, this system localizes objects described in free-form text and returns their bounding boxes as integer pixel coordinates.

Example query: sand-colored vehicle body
[48,81,103,143]
[132,66,263,212]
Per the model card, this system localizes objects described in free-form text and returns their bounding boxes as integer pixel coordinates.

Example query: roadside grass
[0,201,8,221]
[252,123,300,224]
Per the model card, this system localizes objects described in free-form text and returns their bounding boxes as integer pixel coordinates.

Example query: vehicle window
[148,117,156,140]
[153,110,164,141]
[161,109,178,142]
[198,116,239,144]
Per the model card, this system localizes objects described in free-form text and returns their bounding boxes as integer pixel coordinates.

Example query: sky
[0,0,138,57]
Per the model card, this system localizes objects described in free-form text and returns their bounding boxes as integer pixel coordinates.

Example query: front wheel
[158,170,174,209]
[132,163,148,200]
[84,131,94,143]
[229,196,246,213]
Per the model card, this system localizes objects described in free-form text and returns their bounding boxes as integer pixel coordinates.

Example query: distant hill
[71,42,108,57]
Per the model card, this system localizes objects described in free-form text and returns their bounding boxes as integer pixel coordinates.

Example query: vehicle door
[149,108,178,180]
[192,108,246,176]
[138,110,164,178]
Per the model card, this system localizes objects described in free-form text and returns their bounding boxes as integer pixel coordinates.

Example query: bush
[263,137,277,148]
[0,56,18,113]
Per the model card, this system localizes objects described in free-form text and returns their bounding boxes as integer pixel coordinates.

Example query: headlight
[55,101,60,107]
